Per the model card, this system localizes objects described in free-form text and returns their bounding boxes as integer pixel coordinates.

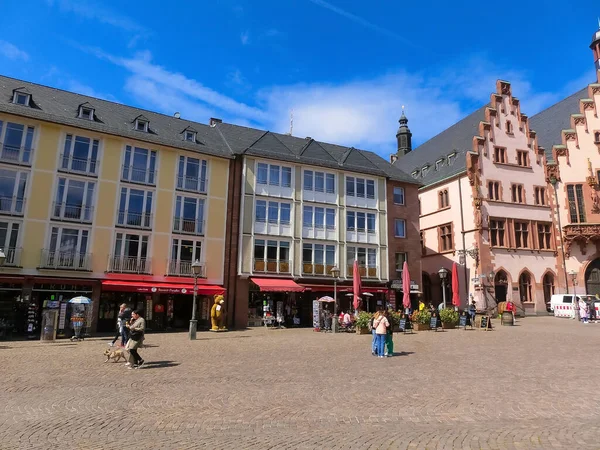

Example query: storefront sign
[146,298,153,320]
[312,300,320,329]
[137,286,189,294]
[388,290,396,310]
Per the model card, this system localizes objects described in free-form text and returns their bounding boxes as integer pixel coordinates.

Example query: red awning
[251,278,305,292]
[301,284,351,292]
[101,280,225,295]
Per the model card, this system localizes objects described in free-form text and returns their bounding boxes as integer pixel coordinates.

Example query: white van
[550,294,599,318]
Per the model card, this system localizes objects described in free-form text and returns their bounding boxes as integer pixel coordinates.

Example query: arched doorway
[543,273,555,304]
[585,259,600,295]
[422,273,432,304]
[494,270,508,303]
[519,271,533,303]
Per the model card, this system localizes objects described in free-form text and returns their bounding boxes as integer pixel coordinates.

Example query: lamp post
[438,267,449,308]
[330,265,340,333]
[189,260,203,340]
[569,269,579,321]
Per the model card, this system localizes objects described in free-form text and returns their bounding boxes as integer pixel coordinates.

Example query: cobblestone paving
[0,317,599,449]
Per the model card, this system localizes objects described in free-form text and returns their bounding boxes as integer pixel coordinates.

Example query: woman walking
[373,310,389,358]
[125,310,146,369]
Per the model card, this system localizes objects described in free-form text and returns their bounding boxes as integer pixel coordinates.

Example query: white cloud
[0,41,29,61]
[66,80,118,102]
[240,31,250,45]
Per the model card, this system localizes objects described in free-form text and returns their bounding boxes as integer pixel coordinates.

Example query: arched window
[519,272,533,303]
[595,131,600,143]
[439,189,449,208]
[543,273,555,304]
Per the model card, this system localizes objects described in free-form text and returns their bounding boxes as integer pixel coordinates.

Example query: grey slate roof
[0,75,417,184]
[215,122,420,184]
[529,87,588,162]
[394,105,488,187]
[0,75,233,159]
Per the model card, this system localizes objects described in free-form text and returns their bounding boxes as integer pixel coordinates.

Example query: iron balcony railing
[52,202,94,223]
[173,217,204,235]
[121,165,156,185]
[346,264,378,278]
[1,247,21,266]
[302,263,336,276]
[116,210,152,229]
[59,153,99,176]
[40,250,92,271]
[176,175,208,194]
[0,196,25,216]
[108,255,151,274]
[0,143,33,166]
[166,259,206,277]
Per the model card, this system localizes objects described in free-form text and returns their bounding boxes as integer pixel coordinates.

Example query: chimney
[209,118,222,127]
[390,154,398,164]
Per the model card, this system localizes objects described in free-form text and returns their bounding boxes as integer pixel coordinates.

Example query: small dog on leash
[103,347,127,363]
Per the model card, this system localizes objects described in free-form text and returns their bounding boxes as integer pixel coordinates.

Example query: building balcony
[1,247,21,267]
[563,223,600,257]
[253,259,291,274]
[0,143,32,166]
[176,175,208,194]
[173,217,204,235]
[166,259,206,277]
[346,264,378,279]
[108,255,152,274]
[116,211,152,229]
[0,196,25,216]
[121,165,156,185]
[58,153,99,177]
[52,202,94,223]
[39,250,92,271]
[302,263,336,276]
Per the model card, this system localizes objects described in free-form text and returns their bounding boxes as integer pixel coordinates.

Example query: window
[184,131,196,142]
[135,118,149,132]
[395,252,407,272]
[567,184,586,223]
[347,211,376,233]
[367,213,376,233]
[537,223,552,250]
[257,162,291,188]
[411,170,419,179]
[494,147,507,164]
[506,121,513,134]
[421,165,430,177]
[488,181,500,201]
[511,184,524,203]
[0,169,27,215]
[393,187,405,205]
[0,221,19,265]
[435,159,444,171]
[346,176,355,196]
[112,233,150,273]
[314,207,324,228]
[169,238,202,276]
[122,146,156,185]
[438,189,449,208]
[53,178,95,222]
[253,239,290,273]
[420,231,425,255]
[0,121,34,165]
[346,176,375,199]
[439,224,453,251]
[12,91,30,106]
[304,170,313,190]
[45,226,90,269]
[325,173,335,193]
[177,156,208,193]
[346,211,355,231]
[514,221,529,248]
[258,201,291,225]
[302,243,336,275]
[315,172,324,192]
[366,180,375,199]
[117,187,153,229]
[79,106,94,120]
[61,135,99,175]
[534,187,546,206]
[394,219,406,238]
[447,152,456,165]
[256,200,267,222]
[326,208,335,230]
[304,170,333,193]
[346,246,377,276]
[517,150,529,167]
[519,272,532,302]
[595,131,600,143]
[489,219,505,247]
[174,195,205,234]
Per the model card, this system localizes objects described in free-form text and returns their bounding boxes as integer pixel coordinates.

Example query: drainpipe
[550,176,569,293]
[457,176,469,302]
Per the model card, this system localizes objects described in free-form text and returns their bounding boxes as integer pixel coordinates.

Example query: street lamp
[189,260,203,340]
[438,267,449,308]
[330,265,340,333]
[0,249,6,267]
[568,269,579,321]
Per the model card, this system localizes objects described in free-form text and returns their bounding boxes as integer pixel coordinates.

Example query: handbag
[129,329,143,340]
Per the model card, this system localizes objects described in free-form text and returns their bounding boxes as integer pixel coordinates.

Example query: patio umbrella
[318,296,335,303]
[402,261,411,310]
[68,296,91,304]
[451,262,460,308]
[353,260,362,310]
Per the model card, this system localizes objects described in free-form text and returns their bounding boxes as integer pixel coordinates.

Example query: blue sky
[0,0,597,156]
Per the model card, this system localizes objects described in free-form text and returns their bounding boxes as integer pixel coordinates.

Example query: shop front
[0,278,25,339]
[389,279,422,311]
[247,278,305,327]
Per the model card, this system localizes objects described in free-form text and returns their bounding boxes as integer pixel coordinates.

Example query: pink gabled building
[394,82,558,314]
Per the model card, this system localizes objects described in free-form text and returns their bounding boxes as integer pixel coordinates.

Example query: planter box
[356,327,370,335]
[441,322,456,330]
[413,323,430,331]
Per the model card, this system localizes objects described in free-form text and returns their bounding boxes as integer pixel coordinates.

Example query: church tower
[591,22,600,82]
[396,107,412,157]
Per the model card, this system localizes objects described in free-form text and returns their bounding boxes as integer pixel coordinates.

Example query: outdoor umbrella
[318,296,335,303]
[68,296,91,304]
[353,260,362,310]
[402,261,411,310]
[451,262,461,308]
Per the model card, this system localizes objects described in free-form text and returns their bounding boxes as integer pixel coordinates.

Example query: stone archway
[585,259,600,295]
[494,270,509,303]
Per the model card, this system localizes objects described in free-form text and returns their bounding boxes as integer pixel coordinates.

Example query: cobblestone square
[0,317,599,449]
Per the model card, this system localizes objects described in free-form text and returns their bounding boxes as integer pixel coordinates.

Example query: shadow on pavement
[394,351,414,357]
[141,360,180,369]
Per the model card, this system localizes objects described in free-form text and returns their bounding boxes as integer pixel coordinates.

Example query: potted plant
[355,311,372,334]
[439,308,459,329]
[387,310,402,331]
[410,310,431,331]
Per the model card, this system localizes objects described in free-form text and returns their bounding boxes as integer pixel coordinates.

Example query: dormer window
[421,165,430,177]
[185,131,196,143]
[135,118,149,132]
[447,152,457,165]
[79,106,94,120]
[12,91,30,106]
[411,170,419,178]
[435,158,444,171]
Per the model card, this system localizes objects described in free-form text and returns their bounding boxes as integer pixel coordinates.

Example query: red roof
[250,278,305,292]
[101,280,225,295]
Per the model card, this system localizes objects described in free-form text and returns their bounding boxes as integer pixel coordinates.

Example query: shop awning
[301,283,351,292]
[101,280,225,295]
[250,278,305,292]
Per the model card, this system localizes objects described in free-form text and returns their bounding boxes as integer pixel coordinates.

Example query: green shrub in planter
[387,310,402,327]
[355,311,373,329]
[410,309,431,324]
[439,308,459,325]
